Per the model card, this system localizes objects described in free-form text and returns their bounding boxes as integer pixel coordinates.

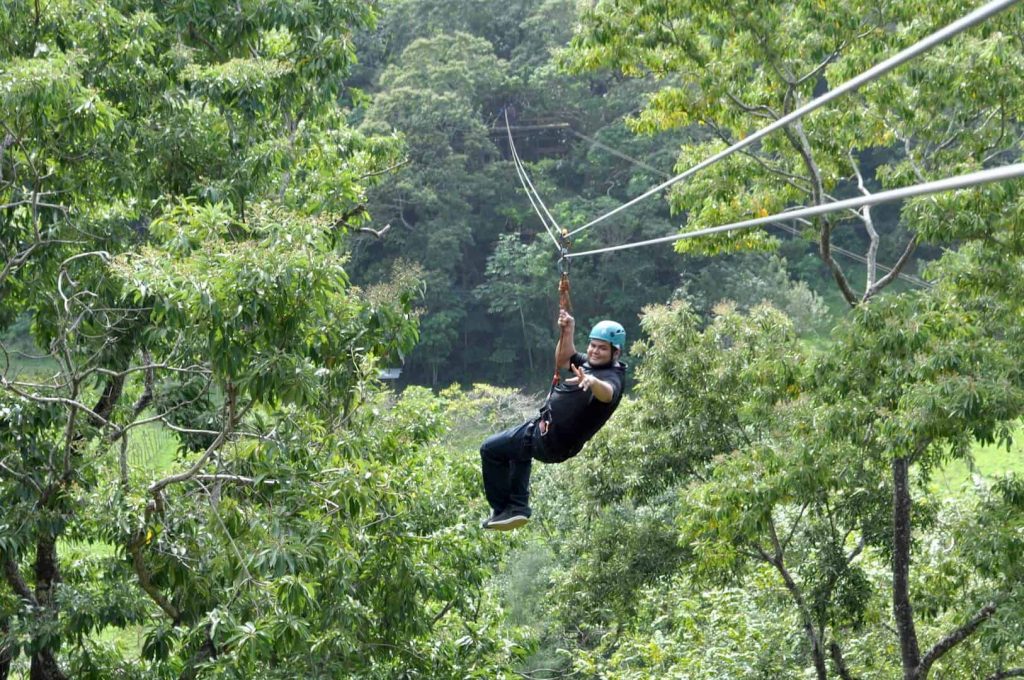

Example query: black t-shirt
[533,352,626,462]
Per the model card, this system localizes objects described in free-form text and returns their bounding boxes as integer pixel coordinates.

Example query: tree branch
[706,122,812,193]
[779,93,858,306]
[129,535,181,623]
[849,152,879,290]
[357,224,391,239]
[131,353,156,418]
[90,373,125,426]
[329,204,367,232]
[987,669,1024,680]
[2,557,36,605]
[865,236,918,301]
[915,602,997,678]
[829,640,857,680]
[148,385,246,496]
[193,474,277,486]
[726,92,779,120]
[0,376,109,426]
[764,518,829,680]
[781,502,808,553]
[358,158,409,181]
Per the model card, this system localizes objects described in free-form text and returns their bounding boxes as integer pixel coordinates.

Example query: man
[480,309,627,530]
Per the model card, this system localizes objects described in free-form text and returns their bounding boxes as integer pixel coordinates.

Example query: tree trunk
[178,630,216,680]
[775,559,828,680]
[29,651,65,680]
[0,617,11,680]
[893,456,921,678]
[30,538,66,680]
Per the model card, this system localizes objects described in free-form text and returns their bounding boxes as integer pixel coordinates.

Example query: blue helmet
[589,320,626,352]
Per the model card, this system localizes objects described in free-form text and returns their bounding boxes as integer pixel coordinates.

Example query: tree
[0,0,523,676]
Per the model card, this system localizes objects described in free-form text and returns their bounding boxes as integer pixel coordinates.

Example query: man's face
[586,338,615,366]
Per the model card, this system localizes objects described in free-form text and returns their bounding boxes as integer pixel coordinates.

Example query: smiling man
[480,309,627,531]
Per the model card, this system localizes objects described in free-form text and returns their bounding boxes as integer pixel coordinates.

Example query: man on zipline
[480,309,627,530]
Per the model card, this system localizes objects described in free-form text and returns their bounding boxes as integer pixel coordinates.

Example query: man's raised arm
[556,309,576,369]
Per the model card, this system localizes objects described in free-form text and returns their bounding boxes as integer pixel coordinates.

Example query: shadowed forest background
[2,0,1024,678]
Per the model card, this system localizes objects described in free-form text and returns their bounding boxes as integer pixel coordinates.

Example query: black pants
[480,420,537,516]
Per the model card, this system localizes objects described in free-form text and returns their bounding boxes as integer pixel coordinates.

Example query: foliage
[0,0,530,677]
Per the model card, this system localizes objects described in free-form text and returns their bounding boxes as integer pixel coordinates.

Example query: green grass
[125,421,180,473]
[52,423,181,663]
[931,424,1024,497]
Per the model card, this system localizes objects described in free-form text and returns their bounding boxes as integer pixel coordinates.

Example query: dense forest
[1,0,1023,678]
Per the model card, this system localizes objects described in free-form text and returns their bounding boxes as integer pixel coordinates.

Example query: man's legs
[480,420,534,519]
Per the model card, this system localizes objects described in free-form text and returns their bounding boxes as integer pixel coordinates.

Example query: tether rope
[504,110,562,249]
[565,0,1021,239]
[565,163,1024,258]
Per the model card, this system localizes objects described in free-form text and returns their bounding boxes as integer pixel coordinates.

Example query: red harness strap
[551,272,571,388]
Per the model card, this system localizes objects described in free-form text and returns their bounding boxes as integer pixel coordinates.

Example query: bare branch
[358,158,409,182]
[0,242,40,293]
[61,250,111,269]
[987,669,1024,680]
[88,362,211,381]
[155,416,274,444]
[0,199,68,212]
[726,92,779,120]
[849,152,879,290]
[357,223,391,239]
[0,376,110,425]
[865,236,918,301]
[916,602,997,678]
[148,386,249,496]
[193,474,277,485]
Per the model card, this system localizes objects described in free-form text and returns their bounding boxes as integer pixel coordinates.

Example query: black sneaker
[482,509,530,531]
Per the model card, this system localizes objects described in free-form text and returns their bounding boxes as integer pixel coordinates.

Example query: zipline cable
[565,0,1021,239]
[568,124,931,287]
[565,163,1024,258]
[504,110,562,249]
